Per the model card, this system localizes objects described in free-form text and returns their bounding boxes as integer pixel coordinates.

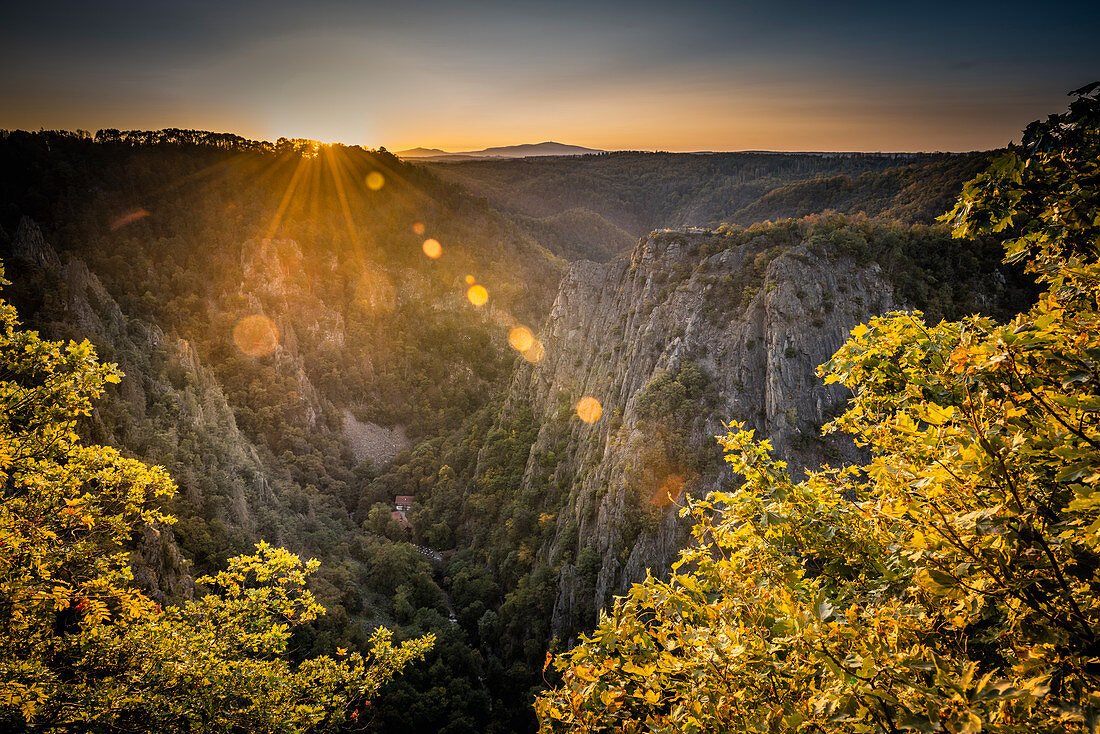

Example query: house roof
[394,495,414,504]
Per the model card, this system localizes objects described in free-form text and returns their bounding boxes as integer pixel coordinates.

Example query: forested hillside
[0,126,1038,733]
[0,129,565,731]
[536,82,1100,734]
[425,151,991,261]
[370,214,1035,695]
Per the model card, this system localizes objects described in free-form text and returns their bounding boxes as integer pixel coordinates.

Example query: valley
[3,0,1097,727]
[0,129,1037,732]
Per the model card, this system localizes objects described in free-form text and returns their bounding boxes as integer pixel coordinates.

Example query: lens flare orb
[110,208,150,230]
[466,284,488,306]
[522,339,545,363]
[576,396,602,423]
[422,238,442,259]
[365,171,385,190]
[233,314,279,357]
[508,326,534,352]
[651,474,685,507]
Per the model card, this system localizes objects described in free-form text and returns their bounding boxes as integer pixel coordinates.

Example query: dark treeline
[0,126,383,156]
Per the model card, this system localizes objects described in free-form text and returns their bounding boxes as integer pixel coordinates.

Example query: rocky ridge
[2,220,356,601]
[488,227,899,636]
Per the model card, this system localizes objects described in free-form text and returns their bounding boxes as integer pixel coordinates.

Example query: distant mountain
[472,142,604,157]
[393,146,450,157]
[396,141,604,160]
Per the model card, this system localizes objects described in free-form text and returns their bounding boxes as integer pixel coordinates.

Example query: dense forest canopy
[424,150,993,261]
[0,86,1084,733]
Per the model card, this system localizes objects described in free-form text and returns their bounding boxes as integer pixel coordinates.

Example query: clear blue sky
[2,0,1097,151]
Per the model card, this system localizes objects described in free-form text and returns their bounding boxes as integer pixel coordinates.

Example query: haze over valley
[394,142,606,161]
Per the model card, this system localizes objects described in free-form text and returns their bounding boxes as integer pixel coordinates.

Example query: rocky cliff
[1,219,362,601]
[488,225,937,636]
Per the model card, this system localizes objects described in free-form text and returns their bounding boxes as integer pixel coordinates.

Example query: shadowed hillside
[425,151,991,261]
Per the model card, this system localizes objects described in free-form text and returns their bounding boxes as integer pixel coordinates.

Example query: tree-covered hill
[424,151,990,261]
[0,128,565,732]
[0,123,1043,733]
[535,84,1100,734]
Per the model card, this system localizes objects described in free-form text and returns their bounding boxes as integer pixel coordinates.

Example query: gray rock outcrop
[486,228,898,636]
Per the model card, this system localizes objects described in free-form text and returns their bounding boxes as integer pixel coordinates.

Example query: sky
[2,0,1098,152]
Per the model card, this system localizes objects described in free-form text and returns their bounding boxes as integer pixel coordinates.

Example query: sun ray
[306,145,324,227]
[105,149,271,232]
[323,145,360,246]
[346,148,429,206]
[264,154,310,240]
[145,149,261,197]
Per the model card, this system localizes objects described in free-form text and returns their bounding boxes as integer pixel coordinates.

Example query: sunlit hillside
[2,2,1097,723]
[0,116,1053,731]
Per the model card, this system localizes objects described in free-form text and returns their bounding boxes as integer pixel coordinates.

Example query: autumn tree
[0,267,432,732]
[536,84,1100,733]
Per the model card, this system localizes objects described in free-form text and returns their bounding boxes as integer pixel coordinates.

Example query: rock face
[11,217,62,270]
[3,222,290,602]
[343,409,410,464]
[491,228,898,636]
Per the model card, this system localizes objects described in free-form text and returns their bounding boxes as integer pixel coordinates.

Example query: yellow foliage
[0,264,431,732]
[537,85,1100,734]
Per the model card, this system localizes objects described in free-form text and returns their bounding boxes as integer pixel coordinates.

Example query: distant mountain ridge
[396,141,604,160]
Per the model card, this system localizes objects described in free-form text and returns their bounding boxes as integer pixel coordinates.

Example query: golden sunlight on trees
[536,85,1100,733]
[0,270,432,731]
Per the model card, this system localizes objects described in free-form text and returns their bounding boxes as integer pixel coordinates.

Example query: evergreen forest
[2,84,1098,733]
